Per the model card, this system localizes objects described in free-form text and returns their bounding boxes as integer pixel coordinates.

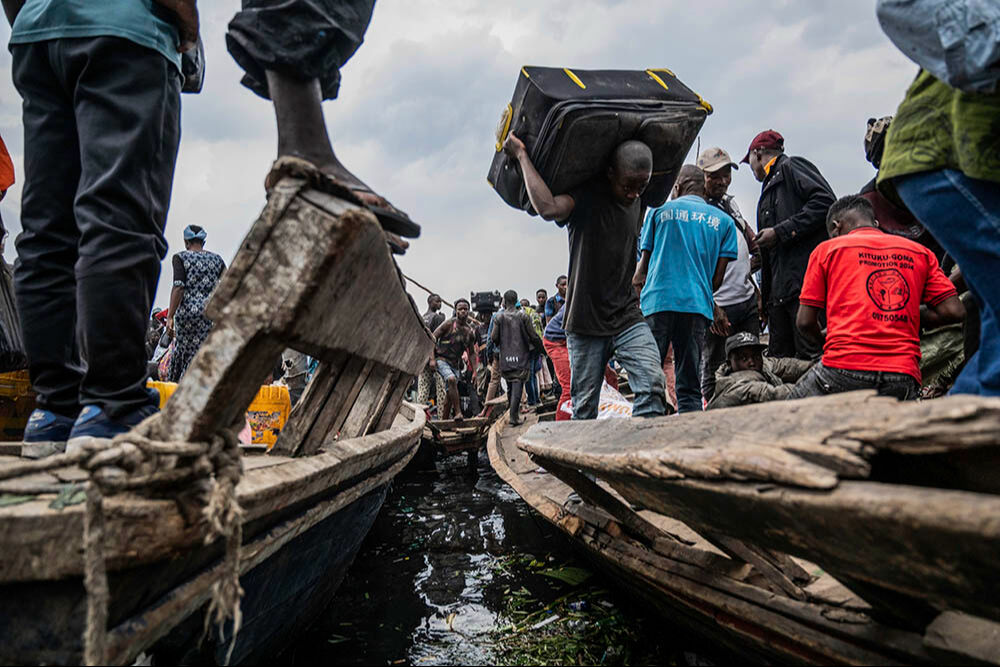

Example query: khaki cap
[697,146,738,173]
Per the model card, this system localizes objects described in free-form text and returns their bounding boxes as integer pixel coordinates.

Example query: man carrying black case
[503,133,667,420]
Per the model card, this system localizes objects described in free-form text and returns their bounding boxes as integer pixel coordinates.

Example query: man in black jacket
[742,130,834,360]
[491,290,543,426]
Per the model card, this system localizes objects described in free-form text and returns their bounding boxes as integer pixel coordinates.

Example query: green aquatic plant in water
[490,554,676,666]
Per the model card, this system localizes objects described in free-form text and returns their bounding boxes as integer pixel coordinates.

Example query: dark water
[281,450,691,666]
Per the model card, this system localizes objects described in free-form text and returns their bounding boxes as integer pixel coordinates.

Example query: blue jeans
[646,311,708,413]
[526,353,540,405]
[896,169,1000,396]
[787,363,920,401]
[567,321,667,419]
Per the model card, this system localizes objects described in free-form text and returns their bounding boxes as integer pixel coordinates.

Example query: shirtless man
[430,299,478,421]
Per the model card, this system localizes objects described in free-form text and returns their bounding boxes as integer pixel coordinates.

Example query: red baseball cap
[740,130,784,164]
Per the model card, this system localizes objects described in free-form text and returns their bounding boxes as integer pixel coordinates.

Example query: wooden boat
[0,173,433,665]
[489,394,1000,665]
[419,397,507,466]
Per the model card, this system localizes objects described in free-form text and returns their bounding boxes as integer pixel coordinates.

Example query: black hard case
[488,67,711,213]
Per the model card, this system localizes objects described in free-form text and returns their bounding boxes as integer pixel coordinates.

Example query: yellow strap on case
[645,69,670,91]
[563,68,586,89]
[495,103,513,152]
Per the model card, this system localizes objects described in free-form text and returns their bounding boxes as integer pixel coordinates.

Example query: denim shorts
[436,358,460,383]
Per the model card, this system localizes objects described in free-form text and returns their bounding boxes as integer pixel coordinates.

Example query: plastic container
[0,370,35,439]
[146,380,178,409]
[246,384,292,449]
[146,380,291,449]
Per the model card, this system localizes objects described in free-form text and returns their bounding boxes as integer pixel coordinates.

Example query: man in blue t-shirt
[4,0,195,455]
[633,165,738,413]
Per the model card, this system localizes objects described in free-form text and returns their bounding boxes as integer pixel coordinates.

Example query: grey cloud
[0,2,923,313]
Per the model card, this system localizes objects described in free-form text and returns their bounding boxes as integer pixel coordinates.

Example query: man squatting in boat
[4,0,421,457]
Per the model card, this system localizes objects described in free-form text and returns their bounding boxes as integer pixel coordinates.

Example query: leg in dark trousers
[767,298,821,361]
[765,300,797,359]
[12,38,180,418]
[647,311,706,413]
[228,0,377,101]
[507,378,524,424]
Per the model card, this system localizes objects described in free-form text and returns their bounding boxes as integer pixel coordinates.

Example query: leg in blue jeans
[567,333,613,420]
[895,170,1000,396]
[612,322,667,417]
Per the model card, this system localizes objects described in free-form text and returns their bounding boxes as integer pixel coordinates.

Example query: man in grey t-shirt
[503,132,666,419]
[697,147,761,401]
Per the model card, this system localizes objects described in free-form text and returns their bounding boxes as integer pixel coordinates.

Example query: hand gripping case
[488,67,712,213]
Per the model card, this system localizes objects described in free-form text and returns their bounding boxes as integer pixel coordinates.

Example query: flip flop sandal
[352,188,422,240]
[265,157,421,239]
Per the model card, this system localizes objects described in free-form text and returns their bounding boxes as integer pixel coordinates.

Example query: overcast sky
[0,1,919,315]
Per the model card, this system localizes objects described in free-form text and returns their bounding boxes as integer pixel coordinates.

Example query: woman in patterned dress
[166,225,226,382]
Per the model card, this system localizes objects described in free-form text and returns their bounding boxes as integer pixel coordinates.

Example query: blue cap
[183,225,207,241]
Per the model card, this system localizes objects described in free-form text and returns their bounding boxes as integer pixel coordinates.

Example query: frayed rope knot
[76,417,245,665]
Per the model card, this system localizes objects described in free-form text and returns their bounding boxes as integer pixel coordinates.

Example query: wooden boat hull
[0,177,434,665]
[515,393,1000,632]
[152,483,390,664]
[0,406,422,665]
[489,413,1000,665]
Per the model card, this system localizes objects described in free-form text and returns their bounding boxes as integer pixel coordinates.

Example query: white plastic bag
[559,381,633,420]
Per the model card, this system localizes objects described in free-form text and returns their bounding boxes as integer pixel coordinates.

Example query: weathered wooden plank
[701,532,808,601]
[158,180,432,443]
[924,612,1000,666]
[319,360,375,445]
[0,407,425,583]
[518,391,1000,491]
[271,356,345,456]
[103,438,419,666]
[536,459,664,546]
[341,364,395,439]
[487,417,938,665]
[373,378,411,434]
[595,473,1000,624]
[294,357,371,457]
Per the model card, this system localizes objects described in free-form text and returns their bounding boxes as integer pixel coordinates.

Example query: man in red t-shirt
[789,195,964,400]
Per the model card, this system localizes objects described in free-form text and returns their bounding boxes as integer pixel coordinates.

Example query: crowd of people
[0,0,996,454]
[433,13,998,422]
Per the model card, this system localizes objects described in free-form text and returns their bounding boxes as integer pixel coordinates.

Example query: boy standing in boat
[790,196,965,400]
[502,133,667,420]
[430,299,478,421]
[3,0,196,454]
[491,290,543,426]
[633,165,738,413]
